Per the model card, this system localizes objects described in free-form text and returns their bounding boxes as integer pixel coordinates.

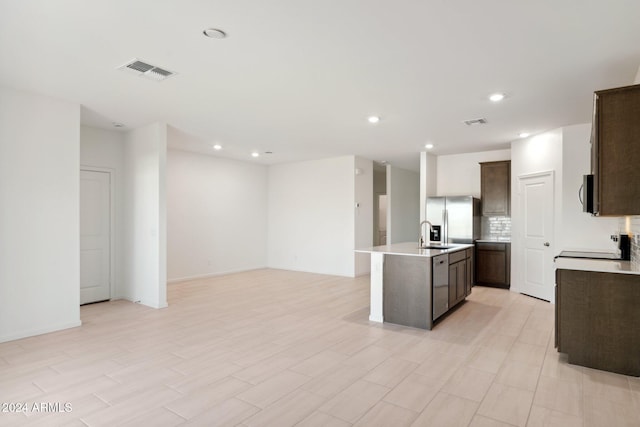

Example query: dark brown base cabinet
[448,250,467,307]
[448,248,474,308]
[465,248,474,295]
[475,242,510,288]
[556,269,640,376]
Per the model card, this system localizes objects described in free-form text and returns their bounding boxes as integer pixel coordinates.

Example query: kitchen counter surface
[476,238,511,243]
[555,257,640,275]
[356,241,473,258]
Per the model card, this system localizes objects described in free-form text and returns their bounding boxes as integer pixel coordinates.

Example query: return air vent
[117,59,176,81]
[463,118,488,126]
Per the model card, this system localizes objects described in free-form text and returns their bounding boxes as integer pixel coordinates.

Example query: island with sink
[356,241,474,330]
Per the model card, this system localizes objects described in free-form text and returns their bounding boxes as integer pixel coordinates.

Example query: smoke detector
[117,59,176,82]
[463,118,488,126]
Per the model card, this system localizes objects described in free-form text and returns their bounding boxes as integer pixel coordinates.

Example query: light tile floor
[1,269,639,426]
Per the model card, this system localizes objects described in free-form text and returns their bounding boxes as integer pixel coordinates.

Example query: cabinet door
[449,263,457,307]
[465,256,473,296]
[556,269,640,376]
[481,161,511,216]
[475,244,508,287]
[456,261,466,301]
[596,85,640,215]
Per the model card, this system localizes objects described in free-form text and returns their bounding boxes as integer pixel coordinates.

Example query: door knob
[544,242,550,247]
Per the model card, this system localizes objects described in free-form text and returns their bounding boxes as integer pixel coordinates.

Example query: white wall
[0,87,81,342]
[437,149,511,197]
[80,126,126,298]
[419,152,437,222]
[511,130,563,295]
[354,157,373,276]
[167,149,268,281]
[560,124,620,252]
[122,123,167,308]
[268,156,356,276]
[387,165,420,244]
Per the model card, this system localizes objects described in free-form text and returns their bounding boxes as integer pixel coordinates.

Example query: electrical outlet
[611,234,619,242]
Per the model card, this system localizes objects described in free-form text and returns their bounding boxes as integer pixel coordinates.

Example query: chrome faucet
[419,220,433,248]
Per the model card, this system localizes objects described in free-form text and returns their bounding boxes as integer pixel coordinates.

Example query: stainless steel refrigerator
[425,196,480,244]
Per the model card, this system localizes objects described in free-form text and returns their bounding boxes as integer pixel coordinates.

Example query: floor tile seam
[383,379,443,415]
[581,388,640,424]
[234,369,315,408]
[361,360,421,389]
[32,379,47,394]
[519,354,545,427]
[30,373,119,401]
[340,375,406,421]
[314,407,355,425]
[349,397,421,427]
[166,396,257,423]
[49,357,127,378]
[77,392,116,427]
[474,413,519,427]
[530,398,584,421]
[237,382,325,418]
[582,388,636,404]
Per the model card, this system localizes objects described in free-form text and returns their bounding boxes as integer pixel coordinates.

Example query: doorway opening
[373,164,387,245]
[80,168,113,305]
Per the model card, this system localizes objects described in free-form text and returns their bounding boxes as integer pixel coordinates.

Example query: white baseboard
[0,320,82,344]
[167,266,267,284]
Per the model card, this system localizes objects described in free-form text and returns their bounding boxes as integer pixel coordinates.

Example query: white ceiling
[2,0,639,171]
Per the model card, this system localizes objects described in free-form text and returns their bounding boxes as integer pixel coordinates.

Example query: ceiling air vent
[117,59,176,82]
[463,118,488,126]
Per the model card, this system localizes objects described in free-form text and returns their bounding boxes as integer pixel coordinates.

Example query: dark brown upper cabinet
[591,84,640,216]
[480,161,511,216]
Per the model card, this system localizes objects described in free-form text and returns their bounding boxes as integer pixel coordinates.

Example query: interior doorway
[80,169,112,304]
[376,195,388,245]
[373,163,387,245]
[517,171,554,302]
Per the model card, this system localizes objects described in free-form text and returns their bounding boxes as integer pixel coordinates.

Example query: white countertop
[476,239,511,243]
[555,257,640,275]
[356,241,473,258]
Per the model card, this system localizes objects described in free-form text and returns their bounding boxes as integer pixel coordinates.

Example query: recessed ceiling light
[425,143,434,149]
[251,152,260,158]
[213,144,222,150]
[203,28,227,39]
[368,116,380,124]
[489,93,505,102]
[519,132,530,138]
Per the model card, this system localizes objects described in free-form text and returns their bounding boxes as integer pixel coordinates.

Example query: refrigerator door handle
[443,209,448,243]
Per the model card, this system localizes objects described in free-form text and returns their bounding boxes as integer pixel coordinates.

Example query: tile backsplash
[481,216,511,240]
[631,217,640,270]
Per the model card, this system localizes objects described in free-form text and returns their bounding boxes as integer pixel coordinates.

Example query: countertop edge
[555,257,640,275]
[355,242,474,258]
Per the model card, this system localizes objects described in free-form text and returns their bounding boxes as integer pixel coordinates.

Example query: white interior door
[80,170,111,304]
[518,172,554,301]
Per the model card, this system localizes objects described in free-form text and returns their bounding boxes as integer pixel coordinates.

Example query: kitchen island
[356,242,474,330]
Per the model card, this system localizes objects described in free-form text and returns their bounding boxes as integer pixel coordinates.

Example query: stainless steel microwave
[582,174,595,214]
